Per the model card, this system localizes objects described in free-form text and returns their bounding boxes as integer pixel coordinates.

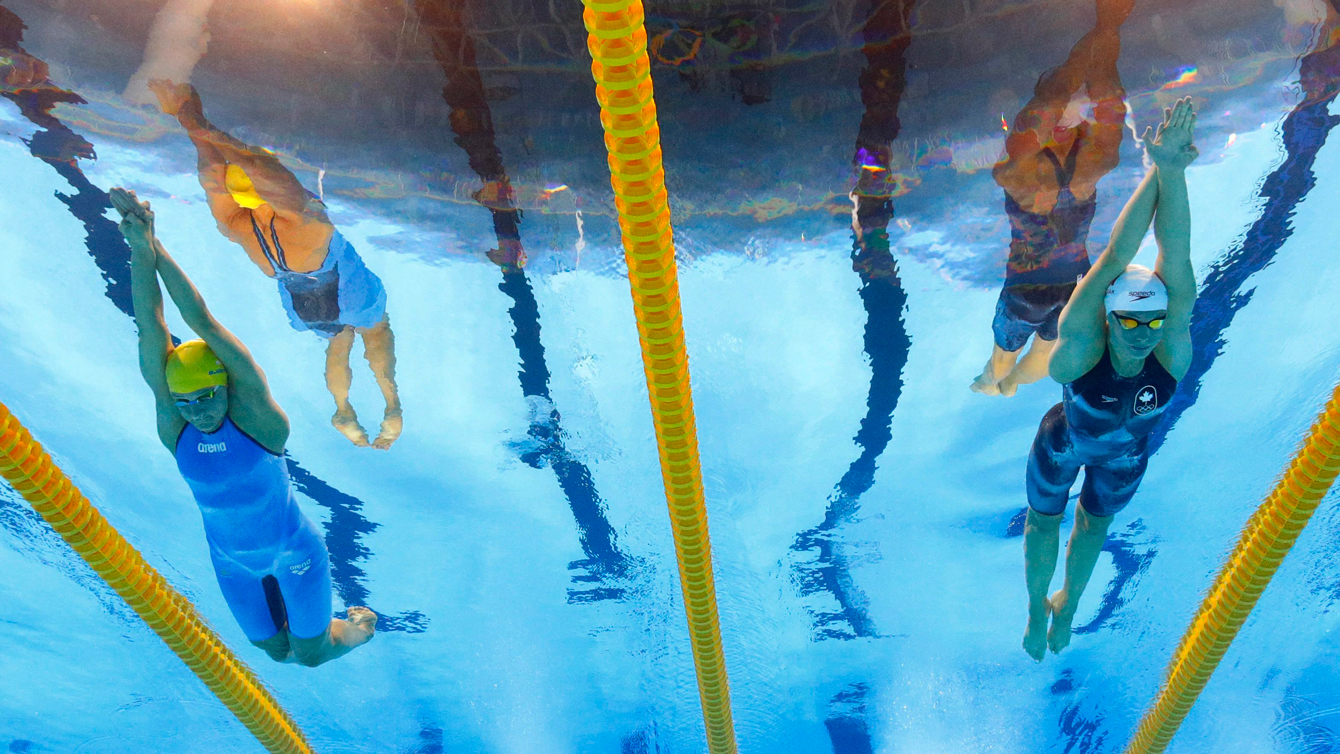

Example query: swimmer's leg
[971,344,1020,396]
[358,318,402,450]
[279,516,377,667]
[1048,500,1114,654]
[1023,507,1063,662]
[289,609,378,668]
[151,81,313,206]
[252,632,293,663]
[998,336,1056,396]
[975,291,1032,395]
[1048,454,1140,652]
[326,326,370,447]
[1022,405,1079,661]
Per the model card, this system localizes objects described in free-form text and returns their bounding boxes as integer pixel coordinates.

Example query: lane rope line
[0,401,316,754]
[580,2,739,751]
[1126,381,1340,753]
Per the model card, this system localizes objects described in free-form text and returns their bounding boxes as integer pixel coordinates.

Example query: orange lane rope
[0,401,315,754]
[1126,382,1340,753]
[580,1,739,752]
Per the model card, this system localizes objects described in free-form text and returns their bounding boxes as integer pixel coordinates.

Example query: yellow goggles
[1116,316,1164,331]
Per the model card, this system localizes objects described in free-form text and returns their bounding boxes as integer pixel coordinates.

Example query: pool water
[2,0,1340,751]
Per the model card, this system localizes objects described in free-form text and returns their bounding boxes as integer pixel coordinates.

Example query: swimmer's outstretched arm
[152,239,290,449]
[113,187,186,448]
[149,80,320,220]
[1048,163,1159,383]
[1149,100,1199,380]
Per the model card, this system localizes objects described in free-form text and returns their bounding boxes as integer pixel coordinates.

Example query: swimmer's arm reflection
[149,80,328,250]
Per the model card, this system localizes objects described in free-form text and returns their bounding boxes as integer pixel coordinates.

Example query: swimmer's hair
[225,164,267,210]
[165,339,228,394]
[1105,264,1168,313]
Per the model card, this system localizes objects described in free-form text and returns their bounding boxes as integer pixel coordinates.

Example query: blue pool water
[2,0,1340,751]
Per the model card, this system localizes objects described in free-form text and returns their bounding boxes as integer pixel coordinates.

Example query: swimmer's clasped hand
[109,187,156,251]
[1142,96,1199,171]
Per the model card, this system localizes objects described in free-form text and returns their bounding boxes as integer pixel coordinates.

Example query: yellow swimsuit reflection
[150,82,403,449]
[972,0,1131,396]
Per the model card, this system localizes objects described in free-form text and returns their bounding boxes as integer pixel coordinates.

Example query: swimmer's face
[172,384,228,433]
[1108,310,1167,358]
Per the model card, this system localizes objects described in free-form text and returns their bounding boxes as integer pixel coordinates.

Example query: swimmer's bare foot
[332,408,371,447]
[1047,590,1076,654]
[148,79,201,120]
[998,371,1022,397]
[1023,604,1050,662]
[345,606,378,643]
[325,606,377,654]
[372,408,402,450]
[971,359,1003,396]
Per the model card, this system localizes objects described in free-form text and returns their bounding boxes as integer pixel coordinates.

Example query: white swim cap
[1105,264,1168,313]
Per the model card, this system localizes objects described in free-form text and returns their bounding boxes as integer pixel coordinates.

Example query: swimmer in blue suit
[1022,97,1199,661]
[972,0,1134,396]
[113,186,377,666]
[149,80,403,450]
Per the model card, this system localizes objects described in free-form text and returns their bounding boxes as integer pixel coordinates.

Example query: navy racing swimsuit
[250,212,343,332]
[1003,137,1096,287]
[1026,347,1179,517]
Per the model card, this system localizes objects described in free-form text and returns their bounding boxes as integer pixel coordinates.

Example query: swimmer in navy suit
[114,186,376,666]
[1021,97,1199,661]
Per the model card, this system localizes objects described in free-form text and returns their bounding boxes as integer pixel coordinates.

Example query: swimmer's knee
[1075,500,1117,529]
[1025,506,1064,530]
[252,633,292,664]
[290,630,333,668]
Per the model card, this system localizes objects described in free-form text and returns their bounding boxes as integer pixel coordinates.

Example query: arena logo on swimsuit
[1134,387,1158,415]
[198,441,228,453]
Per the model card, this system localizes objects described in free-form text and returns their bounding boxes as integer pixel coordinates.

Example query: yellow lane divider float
[1126,381,1340,753]
[580,2,739,752]
[0,402,315,754]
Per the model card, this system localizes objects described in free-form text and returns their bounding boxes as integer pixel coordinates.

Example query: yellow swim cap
[165,339,228,394]
[225,164,266,209]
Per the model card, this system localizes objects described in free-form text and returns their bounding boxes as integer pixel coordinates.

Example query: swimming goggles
[174,387,219,407]
[1115,316,1165,331]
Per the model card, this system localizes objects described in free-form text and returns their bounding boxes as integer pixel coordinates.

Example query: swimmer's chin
[188,416,227,434]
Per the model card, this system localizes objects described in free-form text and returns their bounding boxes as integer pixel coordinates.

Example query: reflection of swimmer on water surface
[150,81,403,450]
[1021,98,1198,662]
[972,0,1133,397]
[112,186,377,666]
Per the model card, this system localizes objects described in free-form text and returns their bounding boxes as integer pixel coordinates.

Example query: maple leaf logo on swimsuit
[1134,386,1158,415]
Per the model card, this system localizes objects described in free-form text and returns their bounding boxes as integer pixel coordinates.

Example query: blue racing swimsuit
[176,416,333,641]
[992,138,1095,351]
[250,213,388,338]
[1026,348,1178,517]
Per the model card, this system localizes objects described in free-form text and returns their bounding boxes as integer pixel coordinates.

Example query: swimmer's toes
[346,606,378,635]
[1047,593,1074,653]
[372,412,403,450]
[1023,618,1048,662]
[332,411,371,447]
[970,374,1002,396]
